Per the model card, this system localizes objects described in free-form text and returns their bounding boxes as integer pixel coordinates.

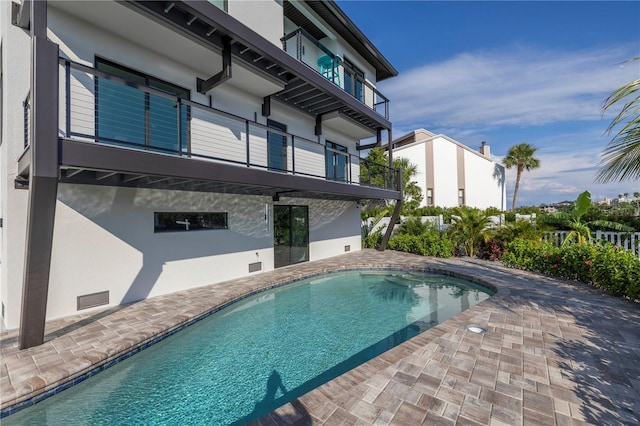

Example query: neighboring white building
[393,129,507,210]
[1,0,400,347]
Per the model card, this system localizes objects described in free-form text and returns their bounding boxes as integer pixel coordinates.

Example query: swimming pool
[4,270,494,425]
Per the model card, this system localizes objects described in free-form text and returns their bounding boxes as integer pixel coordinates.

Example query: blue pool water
[5,270,493,425]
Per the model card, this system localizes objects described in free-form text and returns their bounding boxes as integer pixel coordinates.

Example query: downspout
[197,36,232,94]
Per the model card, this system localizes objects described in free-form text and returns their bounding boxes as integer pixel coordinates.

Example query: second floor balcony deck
[281,27,390,120]
[19,59,401,201]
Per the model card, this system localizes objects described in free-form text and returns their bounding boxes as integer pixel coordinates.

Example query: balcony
[119,1,392,136]
[281,27,389,120]
[48,59,400,201]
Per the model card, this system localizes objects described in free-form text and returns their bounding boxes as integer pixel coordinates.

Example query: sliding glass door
[274,205,309,268]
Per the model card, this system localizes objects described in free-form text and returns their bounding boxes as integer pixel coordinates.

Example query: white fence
[543,231,640,259]
[363,215,445,236]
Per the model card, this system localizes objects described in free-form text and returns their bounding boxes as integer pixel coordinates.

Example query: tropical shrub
[541,191,634,246]
[478,238,505,261]
[388,231,455,258]
[397,217,436,236]
[502,238,640,300]
[362,230,382,249]
[448,207,493,257]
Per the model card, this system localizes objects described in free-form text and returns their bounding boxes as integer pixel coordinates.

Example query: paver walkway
[1,250,639,425]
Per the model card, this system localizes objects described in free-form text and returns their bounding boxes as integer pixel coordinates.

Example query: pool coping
[1,250,639,425]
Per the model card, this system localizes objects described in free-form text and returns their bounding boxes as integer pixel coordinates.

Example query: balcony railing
[281,28,390,119]
[58,59,400,192]
[23,95,30,149]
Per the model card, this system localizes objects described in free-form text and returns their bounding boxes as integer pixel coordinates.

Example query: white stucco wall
[37,185,360,326]
[44,185,274,323]
[395,133,506,210]
[394,142,427,205]
[464,150,506,210]
[1,1,33,331]
[228,0,284,47]
[432,137,459,208]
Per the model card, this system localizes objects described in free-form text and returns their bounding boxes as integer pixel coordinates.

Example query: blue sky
[338,0,640,206]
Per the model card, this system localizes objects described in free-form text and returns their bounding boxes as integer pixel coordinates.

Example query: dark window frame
[154,212,228,233]
[427,188,434,206]
[326,141,348,182]
[95,57,191,154]
[343,57,364,102]
[267,119,288,172]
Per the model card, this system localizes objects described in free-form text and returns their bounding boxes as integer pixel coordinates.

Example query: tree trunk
[512,165,523,211]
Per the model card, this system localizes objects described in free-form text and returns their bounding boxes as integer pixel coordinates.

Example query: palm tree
[596,57,640,183]
[448,207,493,257]
[503,143,540,211]
[393,157,423,211]
[543,191,634,246]
[360,148,423,211]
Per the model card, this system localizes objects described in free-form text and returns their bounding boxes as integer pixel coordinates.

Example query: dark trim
[59,139,402,201]
[11,0,31,29]
[262,96,271,117]
[303,1,398,81]
[387,128,394,169]
[196,36,232,93]
[19,0,59,349]
[31,40,58,178]
[19,177,58,349]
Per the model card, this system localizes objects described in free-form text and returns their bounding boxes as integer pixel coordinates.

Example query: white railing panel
[248,125,268,169]
[294,139,324,177]
[351,156,361,184]
[68,67,96,140]
[190,109,246,164]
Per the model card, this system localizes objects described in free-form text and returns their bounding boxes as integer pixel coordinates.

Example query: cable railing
[281,27,390,119]
[58,58,400,192]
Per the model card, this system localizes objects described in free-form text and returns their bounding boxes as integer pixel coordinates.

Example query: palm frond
[598,58,640,183]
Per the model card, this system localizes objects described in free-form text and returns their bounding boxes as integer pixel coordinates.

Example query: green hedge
[502,238,640,300]
[388,231,455,258]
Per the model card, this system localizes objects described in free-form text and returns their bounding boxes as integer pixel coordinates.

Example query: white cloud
[382,44,638,130]
[497,143,640,206]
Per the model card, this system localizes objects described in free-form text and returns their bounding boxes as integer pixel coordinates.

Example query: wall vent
[249,262,262,273]
[77,291,109,311]
[344,245,351,252]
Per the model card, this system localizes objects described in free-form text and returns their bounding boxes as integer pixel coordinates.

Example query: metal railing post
[246,120,250,166]
[23,98,30,148]
[65,61,71,138]
[291,135,296,174]
[176,98,182,155]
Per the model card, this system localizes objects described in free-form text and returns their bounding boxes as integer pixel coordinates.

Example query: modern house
[0,0,400,348]
[393,129,507,210]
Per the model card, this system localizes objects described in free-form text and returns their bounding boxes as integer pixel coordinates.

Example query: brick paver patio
[1,250,639,425]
